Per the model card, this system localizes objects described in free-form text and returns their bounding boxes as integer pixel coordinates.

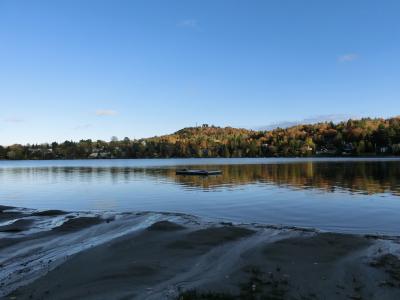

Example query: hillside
[1,118,400,160]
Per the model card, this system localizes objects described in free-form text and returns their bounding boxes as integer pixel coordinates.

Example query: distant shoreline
[1,154,400,162]
[2,117,400,160]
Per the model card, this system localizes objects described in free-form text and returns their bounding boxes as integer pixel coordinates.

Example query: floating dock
[176,169,222,176]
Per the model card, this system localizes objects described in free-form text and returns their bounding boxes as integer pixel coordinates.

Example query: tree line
[1,117,400,160]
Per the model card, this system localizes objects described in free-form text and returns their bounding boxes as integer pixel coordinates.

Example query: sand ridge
[0,207,400,299]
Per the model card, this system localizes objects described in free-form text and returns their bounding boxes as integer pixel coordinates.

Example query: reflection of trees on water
[164,162,400,195]
[1,162,400,195]
[271,162,400,195]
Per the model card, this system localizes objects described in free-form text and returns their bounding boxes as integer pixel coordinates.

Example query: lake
[1,158,400,235]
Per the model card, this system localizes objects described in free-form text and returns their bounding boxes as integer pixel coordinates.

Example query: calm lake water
[1,158,400,235]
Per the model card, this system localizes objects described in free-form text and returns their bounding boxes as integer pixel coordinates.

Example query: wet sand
[0,207,400,299]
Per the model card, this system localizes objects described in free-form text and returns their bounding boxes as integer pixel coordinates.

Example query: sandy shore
[1,205,400,299]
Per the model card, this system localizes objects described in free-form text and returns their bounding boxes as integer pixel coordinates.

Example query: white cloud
[4,117,24,123]
[177,19,199,29]
[255,114,357,131]
[338,53,358,62]
[95,109,118,116]
[74,123,92,130]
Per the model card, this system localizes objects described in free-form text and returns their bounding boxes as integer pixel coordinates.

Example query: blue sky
[1,0,399,145]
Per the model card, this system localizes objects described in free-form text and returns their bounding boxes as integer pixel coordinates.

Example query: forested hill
[2,117,400,160]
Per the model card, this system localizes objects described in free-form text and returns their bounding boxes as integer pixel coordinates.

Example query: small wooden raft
[176,169,222,176]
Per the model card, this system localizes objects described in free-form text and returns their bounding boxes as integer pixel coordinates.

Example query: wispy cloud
[4,117,24,123]
[74,123,92,130]
[255,114,357,131]
[338,53,358,63]
[177,19,199,30]
[95,109,118,116]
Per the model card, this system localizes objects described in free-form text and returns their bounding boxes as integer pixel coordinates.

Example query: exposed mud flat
[0,206,400,300]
